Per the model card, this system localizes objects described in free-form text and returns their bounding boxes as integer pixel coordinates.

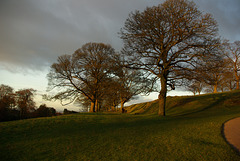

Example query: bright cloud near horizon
[1,0,240,111]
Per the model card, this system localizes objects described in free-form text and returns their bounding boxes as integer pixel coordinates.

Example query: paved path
[223,117,240,154]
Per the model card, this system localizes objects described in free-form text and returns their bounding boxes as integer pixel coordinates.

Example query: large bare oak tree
[120,0,219,116]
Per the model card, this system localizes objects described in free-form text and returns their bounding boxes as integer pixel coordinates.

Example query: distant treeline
[0,84,60,122]
[0,103,57,122]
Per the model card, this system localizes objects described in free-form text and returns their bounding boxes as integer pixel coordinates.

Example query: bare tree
[0,84,16,121]
[120,0,219,116]
[0,84,15,109]
[218,62,235,92]
[15,89,36,119]
[186,80,204,95]
[74,95,91,112]
[101,78,121,111]
[117,68,153,112]
[224,41,240,89]
[111,54,155,113]
[47,42,116,112]
[195,53,227,93]
[0,84,14,99]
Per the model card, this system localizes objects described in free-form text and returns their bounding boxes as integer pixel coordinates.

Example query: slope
[125,90,240,116]
[0,90,240,160]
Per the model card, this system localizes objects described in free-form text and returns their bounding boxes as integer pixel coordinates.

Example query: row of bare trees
[47,0,239,116]
[185,40,240,95]
[0,84,56,122]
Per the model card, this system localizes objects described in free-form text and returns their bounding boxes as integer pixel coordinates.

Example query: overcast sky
[0,0,240,110]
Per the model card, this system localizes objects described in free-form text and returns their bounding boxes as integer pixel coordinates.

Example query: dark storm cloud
[0,0,160,72]
[195,0,240,41]
[0,0,239,73]
[0,0,82,71]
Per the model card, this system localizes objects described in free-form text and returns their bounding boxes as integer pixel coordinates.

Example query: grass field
[1,91,240,160]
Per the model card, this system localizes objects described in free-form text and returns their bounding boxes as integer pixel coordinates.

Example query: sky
[0,0,240,111]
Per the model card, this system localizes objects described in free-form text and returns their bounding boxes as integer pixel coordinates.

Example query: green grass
[1,91,240,160]
[126,90,240,116]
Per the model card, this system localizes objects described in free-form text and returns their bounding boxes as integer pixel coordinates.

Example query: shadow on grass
[172,97,223,117]
[183,136,223,147]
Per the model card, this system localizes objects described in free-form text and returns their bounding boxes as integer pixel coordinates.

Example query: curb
[221,117,240,156]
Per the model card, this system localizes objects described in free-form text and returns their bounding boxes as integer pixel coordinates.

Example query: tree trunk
[158,76,167,116]
[236,78,239,90]
[213,85,218,93]
[121,101,125,113]
[90,101,95,112]
[95,99,98,112]
[234,65,239,90]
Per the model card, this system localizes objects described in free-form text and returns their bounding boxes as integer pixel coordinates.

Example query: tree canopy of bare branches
[194,53,226,93]
[111,54,155,112]
[15,88,36,119]
[224,41,240,89]
[47,42,116,112]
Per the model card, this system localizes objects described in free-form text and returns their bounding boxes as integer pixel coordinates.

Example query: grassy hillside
[126,90,240,115]
[0,91,240,160]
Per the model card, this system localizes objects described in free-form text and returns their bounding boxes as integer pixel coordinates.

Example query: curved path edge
[222,117,240,155]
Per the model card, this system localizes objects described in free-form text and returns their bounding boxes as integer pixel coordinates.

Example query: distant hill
[125,90,240,116]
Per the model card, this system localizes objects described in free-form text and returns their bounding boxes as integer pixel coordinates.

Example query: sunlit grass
[1,91,240,160]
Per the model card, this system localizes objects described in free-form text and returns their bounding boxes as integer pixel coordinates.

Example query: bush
[34,104,56,117]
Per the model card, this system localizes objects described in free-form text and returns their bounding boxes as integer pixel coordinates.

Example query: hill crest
[125,90,240,116]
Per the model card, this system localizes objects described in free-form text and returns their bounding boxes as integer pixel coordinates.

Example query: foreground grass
[1,91,240,160]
